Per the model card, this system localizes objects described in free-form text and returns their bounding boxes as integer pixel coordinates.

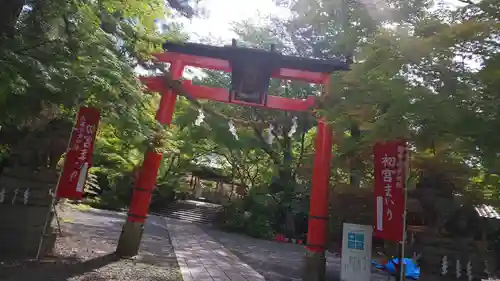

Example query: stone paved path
[165,218,266,281]
[201,225,392,281]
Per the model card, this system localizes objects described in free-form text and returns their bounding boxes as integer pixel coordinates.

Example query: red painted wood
[141,78,316,112]
[155,61,184,125]
[306,119,333,252]
[128,151,163,222]
[141,76,167,93]
[153,52,329,83]
[183,81,316,111]
[154,52,230,72]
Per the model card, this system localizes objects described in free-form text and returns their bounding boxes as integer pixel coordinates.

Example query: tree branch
[293,129,307,180]
[222,150,248,188]
[0,0,24,43]
[13,39,60,54]
[455,0,475,4]
[252,125,282,165]
[252,107,285,147]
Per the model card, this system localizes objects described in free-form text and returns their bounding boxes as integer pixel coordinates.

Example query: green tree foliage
[0,0,187,208]
[2,0,500,242]
[187,0,500,238]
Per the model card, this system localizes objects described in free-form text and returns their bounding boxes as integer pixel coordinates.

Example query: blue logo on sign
[347,231,365,250]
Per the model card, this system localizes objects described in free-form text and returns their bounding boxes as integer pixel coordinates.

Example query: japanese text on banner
[56,107,100,200]
[373,140,407,242]
[381,154,396,221]
[68,117,97,183]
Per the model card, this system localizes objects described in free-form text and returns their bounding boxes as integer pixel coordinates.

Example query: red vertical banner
[56,107,101,200]
[373,140,408,242]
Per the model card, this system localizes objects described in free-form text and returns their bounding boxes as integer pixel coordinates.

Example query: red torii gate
[116,40,350,281]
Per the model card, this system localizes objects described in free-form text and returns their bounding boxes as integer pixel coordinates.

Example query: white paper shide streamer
[466,260,473,281]
[228,120,239,140]
[12,188,18,204]
[456,259,461,278]
[441,256,448,275]
[485,260,490,277]
[0,187,5,204]
[23,188,30,205]
[194,108,205,126]
[288,116,298,137]
[267,124,275,145]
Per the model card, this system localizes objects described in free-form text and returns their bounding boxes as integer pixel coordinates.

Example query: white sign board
[340,223,373,281]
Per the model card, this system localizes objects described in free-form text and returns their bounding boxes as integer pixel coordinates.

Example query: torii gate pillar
[303,117,333,281]
[116,61,184,257]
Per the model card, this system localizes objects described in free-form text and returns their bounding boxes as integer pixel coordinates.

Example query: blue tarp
[372,258,420,280]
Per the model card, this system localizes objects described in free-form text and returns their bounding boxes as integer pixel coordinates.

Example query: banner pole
[396,146,410,281]
[396,187,408,281]
[35,102,81,260]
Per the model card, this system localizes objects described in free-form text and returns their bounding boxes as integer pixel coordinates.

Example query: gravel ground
[0,205,182,281]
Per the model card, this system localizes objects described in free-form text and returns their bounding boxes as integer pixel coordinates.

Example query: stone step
[156,206,218,213]
[157,204,218,210]
[152,211,215,224]
[158,205,221,212]
[151,200,222,225]
[164,214,213,223]
[163,204,222,211]
[156,210,217,220]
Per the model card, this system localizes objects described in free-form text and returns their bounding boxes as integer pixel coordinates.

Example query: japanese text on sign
[69,117,96,183]
[373,140,407,243]
[341,223,373,281]
[381,154,396,221]
[396,145,406,189]
[57,107,100,200]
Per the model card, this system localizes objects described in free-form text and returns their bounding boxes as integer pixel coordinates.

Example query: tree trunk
[0,0,24,43]
[229,166,235,201]
[282,129,296,236]
[349,123,361,188]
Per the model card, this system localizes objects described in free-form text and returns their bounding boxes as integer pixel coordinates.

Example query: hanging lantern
[162,40,283,106]
[227,40,280,106]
